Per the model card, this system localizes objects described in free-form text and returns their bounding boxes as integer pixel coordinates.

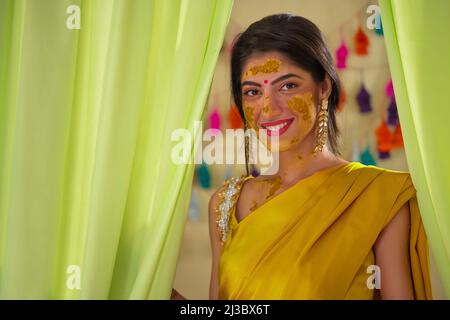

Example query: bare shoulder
[376,203,410,243]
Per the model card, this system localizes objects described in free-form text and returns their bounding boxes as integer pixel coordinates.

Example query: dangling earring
[313,99,329,155]
[244,123,250,176]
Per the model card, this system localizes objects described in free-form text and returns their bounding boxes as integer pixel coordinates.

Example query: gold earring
[312,99,328,155]
[245,124,250,175]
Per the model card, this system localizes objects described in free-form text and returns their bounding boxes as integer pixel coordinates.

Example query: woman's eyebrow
[271,73,304,85]
[241,73,304,87]
[241,80,262,87]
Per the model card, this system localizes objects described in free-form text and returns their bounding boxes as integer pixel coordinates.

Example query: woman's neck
[270,140,343,186]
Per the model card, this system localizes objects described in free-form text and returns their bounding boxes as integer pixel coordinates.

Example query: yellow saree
[217,162,432,299]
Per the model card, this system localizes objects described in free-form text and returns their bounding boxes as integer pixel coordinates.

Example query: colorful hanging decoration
[354,26,369,55]
[360,144,377,166]
[392,123,404,149]
[338,84,346,112]
[188,188,201,222]
[209,107,221,135]
[385,79,394,99]
[375,16,384,36]
[198,162,211,189]
[376,121,393,159]
[387,98,399,126]
[351,138,360,162]
[224,164,233,180]
[250,164,260,177]
[229,104,244,129]
[356,84,372,113]
[336,40,349,70]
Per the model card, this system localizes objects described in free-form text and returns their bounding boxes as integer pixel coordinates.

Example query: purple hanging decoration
[357,84,372,113]
[250,164,260,177]
[387,98,399,126]
[378,151,391,159]
[336,40,349,70]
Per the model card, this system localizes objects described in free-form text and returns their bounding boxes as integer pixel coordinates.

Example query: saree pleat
[218,162,432,299]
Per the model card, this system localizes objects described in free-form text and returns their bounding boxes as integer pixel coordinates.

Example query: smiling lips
[260,118,294,136]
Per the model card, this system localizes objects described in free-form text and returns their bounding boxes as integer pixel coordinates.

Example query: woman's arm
[171,190,222,300]
[208,190,223,300]
[373,203,414,299]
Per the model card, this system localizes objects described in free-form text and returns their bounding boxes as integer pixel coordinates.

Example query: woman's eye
[243,89,260,97]
[281,82,298,91]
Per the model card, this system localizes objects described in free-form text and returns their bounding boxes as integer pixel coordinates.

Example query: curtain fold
[379,0,450,298]
[0,0,233,299]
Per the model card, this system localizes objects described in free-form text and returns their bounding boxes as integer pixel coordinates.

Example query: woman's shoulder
[346,162,414,189]
[210,175,254,210]
[210,175,252,243]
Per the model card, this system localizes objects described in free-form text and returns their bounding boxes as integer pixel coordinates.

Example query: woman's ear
[319,74,332,101]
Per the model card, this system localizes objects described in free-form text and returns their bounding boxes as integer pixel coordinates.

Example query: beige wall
[173,0,445,299]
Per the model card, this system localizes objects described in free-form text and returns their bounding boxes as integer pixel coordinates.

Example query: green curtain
[0,0,233,299]
[380,0,450,298]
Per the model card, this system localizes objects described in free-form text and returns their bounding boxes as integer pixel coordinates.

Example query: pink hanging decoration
[209,108,221,135]
[385,79,395,98]
[336,41,349,70]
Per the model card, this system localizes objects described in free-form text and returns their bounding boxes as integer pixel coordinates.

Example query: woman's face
[241,51,327,153]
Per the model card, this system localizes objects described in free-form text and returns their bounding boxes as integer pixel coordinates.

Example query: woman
[173,13,432,300]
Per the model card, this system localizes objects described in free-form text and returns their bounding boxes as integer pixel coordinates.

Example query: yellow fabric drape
[219,162,432,299]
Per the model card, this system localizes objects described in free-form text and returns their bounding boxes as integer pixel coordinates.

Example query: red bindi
[264,79,269,84]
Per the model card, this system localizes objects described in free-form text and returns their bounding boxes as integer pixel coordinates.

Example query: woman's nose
[262,95,282,118]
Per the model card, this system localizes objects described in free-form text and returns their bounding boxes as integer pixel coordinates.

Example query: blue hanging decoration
[224,164,233,180]
[387,98,399,126]
[375,14,384,36]
[357,83,372,113]
[351,138,360,163]
[188,188,201,222]
[198,162,211,189]
[360,145,377,166]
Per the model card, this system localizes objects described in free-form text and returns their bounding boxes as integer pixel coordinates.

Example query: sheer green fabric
[0,0,233,299]
[380,0,450,297]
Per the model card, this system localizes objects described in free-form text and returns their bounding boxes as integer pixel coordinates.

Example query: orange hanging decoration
[354,26,369,55]
[229,104,244,129]
[391,123,404,149]
[376,120,393,159]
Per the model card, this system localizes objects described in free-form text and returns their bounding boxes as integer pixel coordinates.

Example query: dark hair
[231,14,341,173]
